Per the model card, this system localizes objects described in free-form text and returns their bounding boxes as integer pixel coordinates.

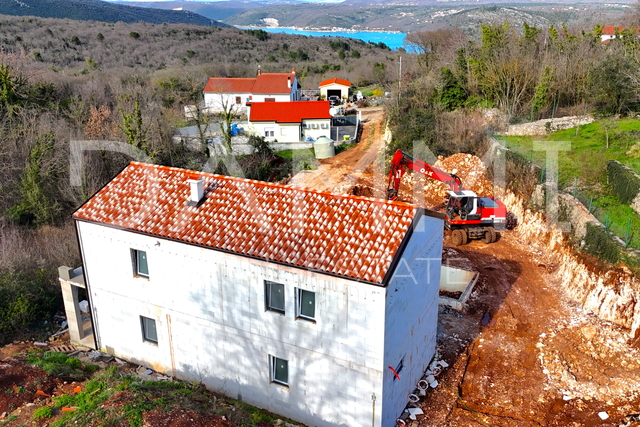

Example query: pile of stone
[397,153,495,209]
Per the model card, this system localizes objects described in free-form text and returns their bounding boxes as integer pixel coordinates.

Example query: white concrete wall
[247,121,301,143]
[204,92,251,112]
[76,221,387,427]
[302,119,332,141]
[251,94,291,103]
[381,214,443,426]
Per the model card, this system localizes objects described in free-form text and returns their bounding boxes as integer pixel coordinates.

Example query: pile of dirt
[394,153,496,209]
[0,361,60,414]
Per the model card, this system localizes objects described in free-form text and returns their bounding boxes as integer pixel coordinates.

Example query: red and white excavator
[387,149,509,245]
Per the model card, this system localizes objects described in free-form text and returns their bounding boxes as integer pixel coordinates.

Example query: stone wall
[505,115,595,136]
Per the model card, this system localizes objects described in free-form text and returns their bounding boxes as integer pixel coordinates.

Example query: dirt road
[291,108,640,426]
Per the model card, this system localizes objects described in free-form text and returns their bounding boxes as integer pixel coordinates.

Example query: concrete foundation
[439,266,478,310]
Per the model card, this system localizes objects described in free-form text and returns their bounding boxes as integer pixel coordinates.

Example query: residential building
[62,162,444,427]
[600,25,640,43]
[319,78,351,101]
[246,100,332,143]
[203,69,300,112]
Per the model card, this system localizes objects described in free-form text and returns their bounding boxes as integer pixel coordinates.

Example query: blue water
[240,27,406,50]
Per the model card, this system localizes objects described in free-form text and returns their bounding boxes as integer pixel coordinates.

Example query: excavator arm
[387,149,463,200]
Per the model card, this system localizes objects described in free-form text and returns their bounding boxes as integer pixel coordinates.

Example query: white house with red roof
[319,78,351,101]
[601,25,640,43]
[203,69,300,113]
[246,100,332,143]
[60,162,444,427]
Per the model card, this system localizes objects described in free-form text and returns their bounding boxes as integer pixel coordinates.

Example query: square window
[132,249,149,278]
[296,288,315,321]
[270,355,288,386]
[140,316,158,344]
[265,281,285,314]
[264,129,275,138]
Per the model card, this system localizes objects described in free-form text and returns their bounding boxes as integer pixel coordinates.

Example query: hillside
[113,0,272,22]
[0,0,227,26]
[224,3,627,33]
[0,14,391,87]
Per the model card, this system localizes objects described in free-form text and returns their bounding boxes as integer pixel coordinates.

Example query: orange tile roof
[602,25,640,35]
[249,101,331,123]
[252,73,296,94]
[73,163,422,284]
[319,78,351,87]
[204,77,256,93]
[204,73,296,95]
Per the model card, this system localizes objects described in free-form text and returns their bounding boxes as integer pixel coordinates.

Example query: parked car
[328,96,340,106]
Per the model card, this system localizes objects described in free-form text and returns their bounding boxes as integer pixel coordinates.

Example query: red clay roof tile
[204,73,296,95]
[73,163,420,284]
[319,78,351,87]
[249,101,331,123]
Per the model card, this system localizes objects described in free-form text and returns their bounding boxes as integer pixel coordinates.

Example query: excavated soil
[2,108,639,426]
[289,108,640,426]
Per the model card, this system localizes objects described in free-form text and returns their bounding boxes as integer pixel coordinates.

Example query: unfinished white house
[64,162,444,427]
[246,100,332,143]
[203,69,300,112]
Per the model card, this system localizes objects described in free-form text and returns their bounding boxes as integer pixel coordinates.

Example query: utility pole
[398,56,402,105]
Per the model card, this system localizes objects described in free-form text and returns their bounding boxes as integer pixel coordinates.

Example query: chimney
[257,67,261,76]
[287,76,291,88]
[291,68,295,75]
[187,178,204,206]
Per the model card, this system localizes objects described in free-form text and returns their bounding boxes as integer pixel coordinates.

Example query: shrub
[33,406,53,420]
[583,222,620,264]
[607,160,640,204]
[129,31,140,39]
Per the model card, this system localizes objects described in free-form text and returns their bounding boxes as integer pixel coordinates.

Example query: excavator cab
[446,191,481,221]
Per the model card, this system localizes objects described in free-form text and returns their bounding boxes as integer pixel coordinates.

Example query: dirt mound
[0,360,60,414]
[394,153,496,209]
[143,407,231,427]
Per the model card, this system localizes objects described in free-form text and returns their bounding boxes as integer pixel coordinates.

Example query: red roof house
[64,160,444,427]
[248,101,331,123]
[246,101,332,142]
[203,70,301,112]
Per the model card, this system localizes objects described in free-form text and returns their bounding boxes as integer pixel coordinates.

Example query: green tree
[532,66,553,117]
[9,132,60,226]
[119,100,152,159]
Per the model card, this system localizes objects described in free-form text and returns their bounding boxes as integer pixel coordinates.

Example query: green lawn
[500,118,640,250]
[274,148,318,171]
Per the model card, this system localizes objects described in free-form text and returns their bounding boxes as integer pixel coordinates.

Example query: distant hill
[0,0,229,26]
[224,2,627,33]
[111,1,271,22]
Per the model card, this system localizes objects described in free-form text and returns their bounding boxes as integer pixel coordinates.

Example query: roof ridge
[128,161,417,210]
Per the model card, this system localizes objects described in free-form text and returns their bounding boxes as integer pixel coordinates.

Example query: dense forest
[1,2,640,344]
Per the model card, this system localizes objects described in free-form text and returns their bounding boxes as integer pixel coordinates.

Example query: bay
[238,27,406,50]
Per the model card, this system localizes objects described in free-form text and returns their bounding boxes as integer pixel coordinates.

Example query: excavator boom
[387,149,462,200]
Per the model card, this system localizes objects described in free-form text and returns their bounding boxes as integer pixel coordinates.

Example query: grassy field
[501,118,640,250]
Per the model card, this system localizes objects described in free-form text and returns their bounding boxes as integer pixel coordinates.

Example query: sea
[239,27,407,50]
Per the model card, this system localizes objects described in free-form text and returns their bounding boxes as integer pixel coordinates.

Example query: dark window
[270,355,288,386]
[479,197,499,208]
[235,96,241,104]
[140,316,158,344]
[265,97,276,102]
[132,249,149,278]
[265,281,285,314]
[296,288,315,321]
